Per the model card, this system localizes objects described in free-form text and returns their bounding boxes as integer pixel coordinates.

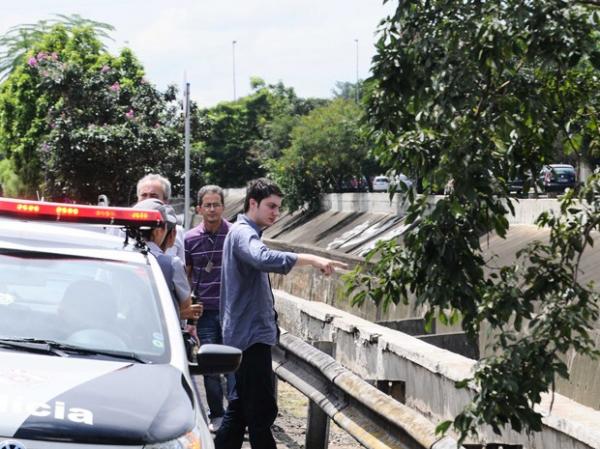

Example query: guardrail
[273,331,461,449]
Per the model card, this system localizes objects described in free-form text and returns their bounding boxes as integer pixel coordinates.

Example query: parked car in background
[539,164,577,193]
[508,173,538,197]
[394,173,414,191]
[372,175,390,192]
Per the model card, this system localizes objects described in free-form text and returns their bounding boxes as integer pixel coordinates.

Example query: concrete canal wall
[219,189,600,445]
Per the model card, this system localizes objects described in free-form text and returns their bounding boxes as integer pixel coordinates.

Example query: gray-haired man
[136,174,185,261]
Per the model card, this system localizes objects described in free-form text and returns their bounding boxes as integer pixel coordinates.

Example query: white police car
[0,198,240,449]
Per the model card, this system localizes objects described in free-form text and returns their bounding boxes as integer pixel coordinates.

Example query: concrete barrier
[320,194,562,226]
[274,331,462,449]
[274,289,600,449]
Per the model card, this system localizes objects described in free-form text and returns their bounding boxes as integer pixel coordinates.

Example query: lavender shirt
[220,214,298,351]
[184,219,231,310]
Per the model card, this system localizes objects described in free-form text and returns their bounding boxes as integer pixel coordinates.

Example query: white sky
[1,1,395,107]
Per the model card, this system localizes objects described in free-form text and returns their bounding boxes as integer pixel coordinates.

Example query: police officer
[133,198,202,321]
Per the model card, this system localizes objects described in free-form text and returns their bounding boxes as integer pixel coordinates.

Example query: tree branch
[575,0,600,6]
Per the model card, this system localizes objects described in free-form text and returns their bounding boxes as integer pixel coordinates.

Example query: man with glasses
[184,185,234,433]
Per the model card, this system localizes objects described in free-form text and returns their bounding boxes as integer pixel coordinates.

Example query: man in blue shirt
[215,178,346,449]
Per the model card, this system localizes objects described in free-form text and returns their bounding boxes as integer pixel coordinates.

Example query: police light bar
[0,197,164,227]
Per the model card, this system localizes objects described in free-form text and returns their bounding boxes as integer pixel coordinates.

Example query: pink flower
[101,65,110,73]
[27,57,37,67]
[109,82,120,92]
[50,52,59,61]
[37,51,48,60]
[125,109,135,119]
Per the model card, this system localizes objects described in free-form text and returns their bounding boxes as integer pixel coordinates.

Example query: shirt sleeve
[234,227,298,274]
[165,225,186,262]
[171,256,191,303]
[184,233,192,267]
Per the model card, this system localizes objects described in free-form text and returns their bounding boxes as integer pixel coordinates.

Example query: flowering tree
[0,14,114,82]
[0,25,182,203]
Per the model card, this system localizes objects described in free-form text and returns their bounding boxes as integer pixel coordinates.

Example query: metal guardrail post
[273,331,462,449]
[305,341,334,449]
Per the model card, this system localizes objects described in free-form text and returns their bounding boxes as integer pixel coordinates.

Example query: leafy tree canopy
[267,98,377,211]
[0,14,114,81]
[0,24,182,203]
[195,78,328,188]
[346,0,600,443]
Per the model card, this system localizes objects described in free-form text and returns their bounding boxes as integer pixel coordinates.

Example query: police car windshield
[0,251,170,363]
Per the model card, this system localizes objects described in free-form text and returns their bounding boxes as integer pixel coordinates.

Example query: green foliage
[0,14,114,81]
[331,80,363,102]
[195,79,327,188]
[0,24,182,203]
[345,0,600,443]
[267,98,375,211]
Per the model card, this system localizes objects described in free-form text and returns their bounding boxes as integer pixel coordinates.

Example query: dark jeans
[197,310,235,418]
[214,343,278,449]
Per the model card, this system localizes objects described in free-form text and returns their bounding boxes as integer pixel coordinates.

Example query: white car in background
[372,175,390,192]
[394,173,414,191]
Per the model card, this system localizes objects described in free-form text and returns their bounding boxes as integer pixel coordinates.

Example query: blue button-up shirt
[220,214,298,350]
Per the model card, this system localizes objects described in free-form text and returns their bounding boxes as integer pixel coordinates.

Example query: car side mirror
[189,343,242,375]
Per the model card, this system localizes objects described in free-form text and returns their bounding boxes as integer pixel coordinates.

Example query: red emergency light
[0,197,164,227]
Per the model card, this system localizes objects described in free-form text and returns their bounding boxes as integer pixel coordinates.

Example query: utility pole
[184,82,191,230]
[232,40,237,101]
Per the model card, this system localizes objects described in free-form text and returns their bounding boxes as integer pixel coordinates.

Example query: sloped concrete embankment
[218,190,600,410]
[260,193,600,411]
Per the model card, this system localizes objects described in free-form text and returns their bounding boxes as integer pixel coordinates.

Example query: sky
[1,1,395,107]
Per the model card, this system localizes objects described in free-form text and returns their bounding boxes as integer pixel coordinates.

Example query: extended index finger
[332,260,348,270]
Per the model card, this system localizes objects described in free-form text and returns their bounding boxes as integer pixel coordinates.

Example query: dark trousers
[214,343,278,449]
[197,310,235,418]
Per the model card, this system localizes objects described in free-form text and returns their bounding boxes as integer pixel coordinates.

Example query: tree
[331,80,363,103]
[0,14,114,81]
[195,78,328,188]
[345,0,600,443]
[0,25,182,203]
[267,98,376,211]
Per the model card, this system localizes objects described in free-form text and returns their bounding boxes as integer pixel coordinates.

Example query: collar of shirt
[199,219,228,235]
[237,214,262,237]
[146,241,164,255]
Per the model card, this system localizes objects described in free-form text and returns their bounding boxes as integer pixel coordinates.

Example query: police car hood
[0,351,195,444]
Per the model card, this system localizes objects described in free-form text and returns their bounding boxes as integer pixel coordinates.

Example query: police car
[0,198,241,449]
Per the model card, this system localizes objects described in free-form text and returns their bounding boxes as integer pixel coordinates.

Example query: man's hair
[137,173,172,202]
[244,178,283,212]
[197,185,224,206]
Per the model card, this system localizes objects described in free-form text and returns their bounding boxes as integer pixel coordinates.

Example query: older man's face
[138,181,166,202]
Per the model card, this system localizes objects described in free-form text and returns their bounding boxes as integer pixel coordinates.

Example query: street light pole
[232,40,237,101]
[354,38,359,103]
[183,82,191,230]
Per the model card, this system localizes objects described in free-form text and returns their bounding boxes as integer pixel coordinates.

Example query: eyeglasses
[201,203,223,209]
